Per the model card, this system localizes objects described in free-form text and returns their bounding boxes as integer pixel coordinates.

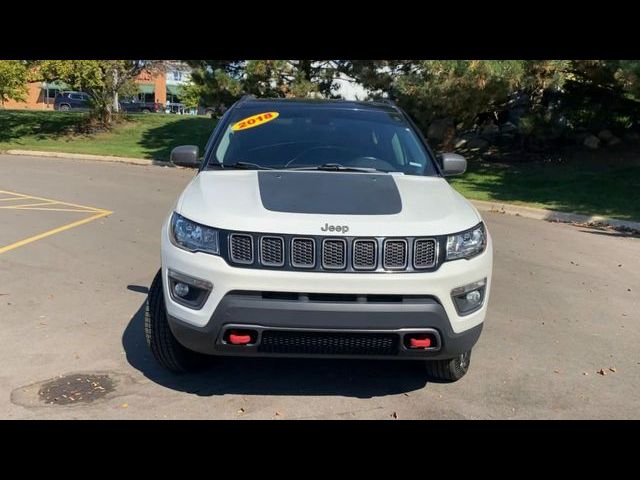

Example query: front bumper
[161,220,493,359]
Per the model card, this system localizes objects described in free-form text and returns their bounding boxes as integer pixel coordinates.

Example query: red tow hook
[409,336,432,348]
[228,331,252,345]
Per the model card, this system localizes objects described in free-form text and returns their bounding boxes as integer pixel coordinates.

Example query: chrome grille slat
[229,234,254,264]
[291,238,315,268]
[383,239,408,270]
[353,239,377,270]
[414,238,437,269]
[260,236,284,267]
[322,239,347,269]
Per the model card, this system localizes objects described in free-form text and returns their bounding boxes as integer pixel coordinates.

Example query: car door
[80,93,91,111]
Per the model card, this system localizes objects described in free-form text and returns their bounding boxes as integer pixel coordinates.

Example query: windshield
[206,105,438,175]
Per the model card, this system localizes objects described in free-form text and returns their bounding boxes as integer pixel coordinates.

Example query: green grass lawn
[1,109,639,220]
[449,154,640,221]
[0,109,216,161]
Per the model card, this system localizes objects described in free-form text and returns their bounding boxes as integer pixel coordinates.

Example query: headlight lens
[446,223,486,260]
[170,213,219,255]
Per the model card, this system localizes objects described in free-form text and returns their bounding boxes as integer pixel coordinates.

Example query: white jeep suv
[146,97,493,382]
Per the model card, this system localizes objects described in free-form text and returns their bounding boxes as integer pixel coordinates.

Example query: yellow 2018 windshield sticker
[232,112,279,131]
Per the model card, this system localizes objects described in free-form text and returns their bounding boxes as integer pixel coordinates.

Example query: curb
[4,149,168,167]
[3,149,638,232]
[471,199,640,232]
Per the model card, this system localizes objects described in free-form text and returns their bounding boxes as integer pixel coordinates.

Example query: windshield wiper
[289,163,387,173]
[223,161,275,170]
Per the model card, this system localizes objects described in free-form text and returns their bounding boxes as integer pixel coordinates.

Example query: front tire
[424,351,472,383]
[144,269,210,373]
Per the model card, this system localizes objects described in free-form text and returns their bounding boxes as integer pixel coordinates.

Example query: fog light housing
[451,278,486,316]
[174,282,190,298]
[167,269,213,310]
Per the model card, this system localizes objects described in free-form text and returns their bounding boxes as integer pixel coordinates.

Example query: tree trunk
[112,68,119,113]
[102,103,113,128]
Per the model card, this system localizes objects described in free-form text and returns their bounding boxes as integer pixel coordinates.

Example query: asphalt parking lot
[1,153,639,419]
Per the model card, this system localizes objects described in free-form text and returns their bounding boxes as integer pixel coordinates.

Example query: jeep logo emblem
[321,223,349,234]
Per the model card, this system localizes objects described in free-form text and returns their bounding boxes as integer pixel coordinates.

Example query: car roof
[236,97,400,114]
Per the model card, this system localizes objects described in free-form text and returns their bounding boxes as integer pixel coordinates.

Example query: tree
[185,60,342,107]
[178,82,204,109]
[341,60,569,134]
[35,60,163,126]
[0,60,29,107]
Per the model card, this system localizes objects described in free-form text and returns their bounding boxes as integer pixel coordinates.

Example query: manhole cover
[38,374,116,405]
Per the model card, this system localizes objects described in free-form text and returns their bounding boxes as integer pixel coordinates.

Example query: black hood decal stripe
[258,171,402,215]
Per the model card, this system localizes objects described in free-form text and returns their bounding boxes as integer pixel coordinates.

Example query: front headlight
[446,222,487,261]
[170,212,219,255]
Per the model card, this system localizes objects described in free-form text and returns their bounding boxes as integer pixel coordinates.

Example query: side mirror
[170,145,200,168]
[440,152,467,176]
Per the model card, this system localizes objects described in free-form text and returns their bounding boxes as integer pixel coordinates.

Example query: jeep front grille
[414,239,437,269]
[353,239,377,270]
[229,234,253,264]
[322,239,347,269]
[291,238,315,268]
[260,236,284,267]
[383,239,407,270]
[225,231,441,272]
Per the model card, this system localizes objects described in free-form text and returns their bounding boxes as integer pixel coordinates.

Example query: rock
[453,137,467,148]
[598,129,614,142]
[574,132,589,143]
[467,138,489,150]
[607,136,621,146]
[583,135,600,150]
[481,123,500,136]
[500,122,518,134]
[427,118,454,143]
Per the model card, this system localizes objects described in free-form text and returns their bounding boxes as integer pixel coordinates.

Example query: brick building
[3,68,168,110]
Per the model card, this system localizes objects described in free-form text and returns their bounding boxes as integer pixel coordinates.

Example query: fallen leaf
[237,408,245,414]
[553,369,560,374]
[597,369,607,376]
[583,372,589,376]
[609,367,617,373]
[121,403,128,408]
[275,411,282,416]
[391,412,398,419]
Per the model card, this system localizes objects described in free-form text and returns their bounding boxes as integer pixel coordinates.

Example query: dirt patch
[11,371,136,408]
[38,374,115,405]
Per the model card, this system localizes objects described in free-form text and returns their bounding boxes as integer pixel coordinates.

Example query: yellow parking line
[0,210,113,255]
[0,189,104,212]
[4,207,98,213]
[0,197,26,201]
[0,201,59,209]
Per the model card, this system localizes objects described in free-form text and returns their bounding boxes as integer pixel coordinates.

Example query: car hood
[177,170,481,236]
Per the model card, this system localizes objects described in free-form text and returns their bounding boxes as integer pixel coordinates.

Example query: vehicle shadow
[122,299,428,399]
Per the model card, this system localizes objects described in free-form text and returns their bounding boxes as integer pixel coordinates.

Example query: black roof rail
[380,98,401,111]
[237,94,255,105]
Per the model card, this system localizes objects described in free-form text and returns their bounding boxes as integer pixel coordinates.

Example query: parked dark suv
[119,99,163,113]
[54,91,91,112]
